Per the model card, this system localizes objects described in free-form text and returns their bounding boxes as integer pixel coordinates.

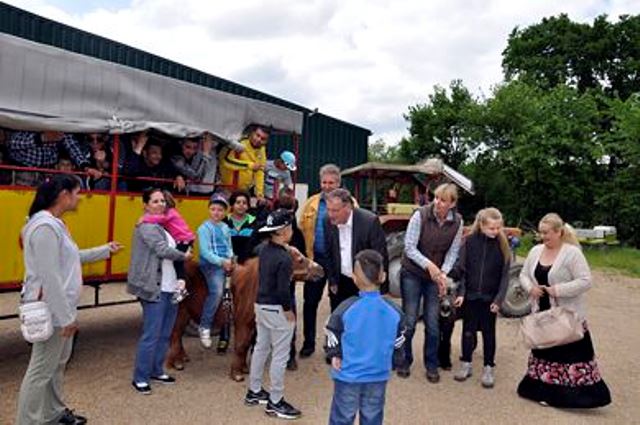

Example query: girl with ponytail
[17,175,123,424]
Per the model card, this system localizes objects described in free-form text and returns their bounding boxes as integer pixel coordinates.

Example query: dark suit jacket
[325,207,389,288]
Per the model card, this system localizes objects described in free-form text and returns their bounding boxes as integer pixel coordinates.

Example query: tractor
[340,159,531,318]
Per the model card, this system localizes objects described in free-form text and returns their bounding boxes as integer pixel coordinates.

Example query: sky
[4,0,639,144]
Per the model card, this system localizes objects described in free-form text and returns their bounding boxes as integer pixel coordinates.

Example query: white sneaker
[199,328,212,349]
[481,365,495,388]
[454,362,472,382]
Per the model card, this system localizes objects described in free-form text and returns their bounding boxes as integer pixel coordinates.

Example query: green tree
[368,138,401,163]
[503,14,640,99]
[399,80,483,169]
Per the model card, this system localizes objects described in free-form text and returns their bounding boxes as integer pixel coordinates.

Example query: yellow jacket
[299,193,323,260]
[219,138,266,195]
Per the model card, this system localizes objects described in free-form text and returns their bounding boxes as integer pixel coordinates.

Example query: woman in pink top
[141,190,195,285]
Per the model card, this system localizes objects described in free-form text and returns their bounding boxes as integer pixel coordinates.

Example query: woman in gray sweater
[128,188,192,395]
[17,175,122,425]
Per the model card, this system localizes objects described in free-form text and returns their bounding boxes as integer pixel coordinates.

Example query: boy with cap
[263,150,296,202]
[245,208,301,420]
[325,249,407,425]
[197,194,234,349]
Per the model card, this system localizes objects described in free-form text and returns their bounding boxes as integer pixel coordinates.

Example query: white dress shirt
[337,211,354,278]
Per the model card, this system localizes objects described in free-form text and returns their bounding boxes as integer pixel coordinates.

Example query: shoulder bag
[520,295,584,349]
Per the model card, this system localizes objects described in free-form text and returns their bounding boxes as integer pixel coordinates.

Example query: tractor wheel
[499,264,531,318]
[386,231,405,298]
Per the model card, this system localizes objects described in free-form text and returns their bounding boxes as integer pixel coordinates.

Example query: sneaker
[58,408,87,424]
[217,339,229,355]
[299,346,314,358]
[265,398,302,420]
[454,362,473,382]
[426,369,440,383]
[481,365,495,388]
[131,381,152,395]
[150,374,176,384]
[199,328,212,349]
[245,388,270,406]
[396,368,411,378]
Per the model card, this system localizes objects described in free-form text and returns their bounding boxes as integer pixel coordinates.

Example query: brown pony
[166,245,323,381]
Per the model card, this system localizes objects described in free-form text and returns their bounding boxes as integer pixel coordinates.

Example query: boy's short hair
[354,250,384,285]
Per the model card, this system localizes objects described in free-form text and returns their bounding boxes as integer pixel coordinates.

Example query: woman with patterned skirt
[517,213,611,408]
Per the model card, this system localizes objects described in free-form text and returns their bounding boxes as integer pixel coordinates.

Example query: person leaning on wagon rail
[170,133,218,196]
[219,124,268,199]
[124,139,183,192]
[297,164,342,358]
[7,131,101,187]
[16,174,123,425]
[516,213,611,408]
[325,188,389,312]
[396,183,463,383]
[128,188,192,395]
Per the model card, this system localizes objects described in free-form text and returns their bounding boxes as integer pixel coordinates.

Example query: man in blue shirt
[325,250,406,425]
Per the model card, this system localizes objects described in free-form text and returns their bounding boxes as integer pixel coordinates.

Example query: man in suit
[325,188,389,311]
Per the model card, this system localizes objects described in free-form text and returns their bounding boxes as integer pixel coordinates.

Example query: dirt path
[1,270,638,425]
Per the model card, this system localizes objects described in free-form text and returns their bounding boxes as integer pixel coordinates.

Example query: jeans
[400,269,440,371]
[199,263,225,330]
[133,292,178,383]
[302,254,329,349]
[329,380,387,425]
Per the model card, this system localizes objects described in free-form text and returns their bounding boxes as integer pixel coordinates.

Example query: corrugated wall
[0,3,369,192]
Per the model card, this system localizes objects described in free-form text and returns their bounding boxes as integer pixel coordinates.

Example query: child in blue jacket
[325,249,406,425]
[197,194,234,349]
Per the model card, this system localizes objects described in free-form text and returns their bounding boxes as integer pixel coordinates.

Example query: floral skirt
[517,328,611,408]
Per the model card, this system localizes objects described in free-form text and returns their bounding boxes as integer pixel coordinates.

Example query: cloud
[4,0,639,145]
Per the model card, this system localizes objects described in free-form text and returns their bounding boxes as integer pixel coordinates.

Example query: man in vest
[219,125,269,198]
[397,183,463,383]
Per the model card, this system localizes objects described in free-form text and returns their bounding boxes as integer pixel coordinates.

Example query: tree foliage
[400,14,640,245]
[503,14,640,99]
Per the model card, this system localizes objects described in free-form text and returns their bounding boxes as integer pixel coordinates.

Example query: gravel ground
[0,270,638,425]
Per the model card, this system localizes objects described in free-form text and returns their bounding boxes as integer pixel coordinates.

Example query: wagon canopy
[341,160,475,195]
[0,33,303,141]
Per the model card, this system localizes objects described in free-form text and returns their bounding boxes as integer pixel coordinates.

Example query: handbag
[19,301,54,343]
[520,296,584,350]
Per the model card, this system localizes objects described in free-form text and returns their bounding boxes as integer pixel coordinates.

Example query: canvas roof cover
[0,33,303,141]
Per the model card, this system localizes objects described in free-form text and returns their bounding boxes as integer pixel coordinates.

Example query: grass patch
[583,247,640,278]
[514,234,640,278]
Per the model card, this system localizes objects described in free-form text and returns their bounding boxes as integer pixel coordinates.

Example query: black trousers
[329,274,359,312]
[301,255,330,350]
[461,299,497,367]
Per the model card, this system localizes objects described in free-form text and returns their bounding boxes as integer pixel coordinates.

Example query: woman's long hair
[469,207,511,262]
[539,213,580,247]
[28,174,82,218]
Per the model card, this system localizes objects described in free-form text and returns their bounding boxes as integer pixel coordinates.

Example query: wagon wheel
[386,231,405,298]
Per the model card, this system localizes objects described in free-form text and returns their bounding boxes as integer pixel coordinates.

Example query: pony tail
[561,223,581,247]
[28,174,81,218]
[28,179,56,217]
